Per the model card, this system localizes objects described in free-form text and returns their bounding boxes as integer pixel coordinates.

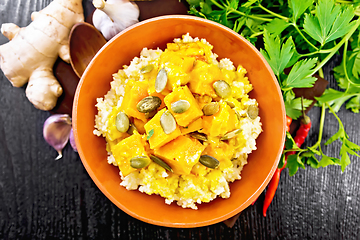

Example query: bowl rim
[73,14,286,228]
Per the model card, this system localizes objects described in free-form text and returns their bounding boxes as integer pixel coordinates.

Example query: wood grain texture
[0,1,360,239]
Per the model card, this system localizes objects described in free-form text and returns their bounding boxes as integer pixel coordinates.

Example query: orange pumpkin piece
[188,61,223,98]
[180,117,203,135]
[201,102,237,137]
[106,106,130,141]
[111,132,150,176]
[153,135,206,175]
[144,108,182,149]
[202,140,234,170]
[120,80,149,122]
[133,118,146,134]
[164,86,203,127]
[159,51,195,90]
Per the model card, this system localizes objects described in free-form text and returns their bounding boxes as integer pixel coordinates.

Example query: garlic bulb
[43,114,72,160]
[92,0,140,40]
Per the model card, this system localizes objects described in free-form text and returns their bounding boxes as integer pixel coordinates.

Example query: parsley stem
[209,0,224,9]
[250,31,264,38]
[307,103,325,155]
[257,3,289,21]
[299,49,333,58]
[342,40,351,85]
[291,23,319,51]
[310,17,360,76]
[230,9,273,22]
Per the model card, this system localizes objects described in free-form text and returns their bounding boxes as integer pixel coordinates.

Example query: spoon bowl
[69,22,107,78]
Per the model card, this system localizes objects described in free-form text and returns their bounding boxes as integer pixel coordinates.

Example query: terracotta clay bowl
[73,15,286,228]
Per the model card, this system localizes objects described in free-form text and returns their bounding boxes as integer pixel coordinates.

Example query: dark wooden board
[1,0,360,239]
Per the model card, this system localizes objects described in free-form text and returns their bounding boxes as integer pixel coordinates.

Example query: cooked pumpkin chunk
[201,102,237,137]
[180,117,203,135]
[153,135,206,175]
[106,106,130,141]
[133,118,146,134]
[121,80,149,122]
[144,108,181,149]
[111,132,150,176]
[164,86,203,127]
[188,61,222,97]
[158,51,195,90]
[202,139,234,170]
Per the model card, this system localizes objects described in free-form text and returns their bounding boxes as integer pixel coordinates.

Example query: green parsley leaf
[283,58,318,89]
[147,129,154,140]
[260,30,295,78]
[303,0,355,46]
[346,95,360,113]
[318,155,338,168]
[288,0,313,22]
[287,154,305,176]
[284,97,313,119]
[316,89,357,112]
[265,18,291,36]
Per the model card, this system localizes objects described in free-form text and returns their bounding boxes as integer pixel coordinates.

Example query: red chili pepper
[262,115,311,217]
[285,115,292,133]
[262,168,280,217]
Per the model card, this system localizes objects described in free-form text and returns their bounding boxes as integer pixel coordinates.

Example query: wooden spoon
[69,22,107,78]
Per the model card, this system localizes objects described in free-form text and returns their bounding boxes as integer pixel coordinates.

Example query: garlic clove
[92,0,139,40]
[69,127,77,152]
[43,114,72,160]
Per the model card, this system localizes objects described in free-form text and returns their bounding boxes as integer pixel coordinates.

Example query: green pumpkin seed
[247,104,259,119]
[115,111,130,133]
[145,110,157,119]
[202,102,220,116]
[127,124,138,135]
[130,156,151,169]
[155,68,168,93]
[150,155,173,172]
[225,100,235,108]
[171,100,190,114]
[188,132,208,142]
[199,155,220,169]
[160,111,177,134]
[220,129,242,140]
[140,64,154,74]
[213,80,232,98]
[235,110,241,121]
[136,96,162,113]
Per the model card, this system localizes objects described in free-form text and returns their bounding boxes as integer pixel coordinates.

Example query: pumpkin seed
[202,102,220,116]
[199,155,220,169]
[127,124,138,135]
[220,129,242,140]
[155,68,168,93]
[171,100,190,114]
[136,96,162,113]
[213,80,232,98]
[115,111,130,133]
[130,156,151,169]
[145,110,157,119]
[140,64,154,74]
[225,100,235,108]
[160,111,177,134]
[247,104,259,119]
[150,155,173,172]
[235,110,241,121]
[189,132,208,142]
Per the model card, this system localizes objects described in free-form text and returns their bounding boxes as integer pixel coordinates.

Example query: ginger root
[0,0,84,110]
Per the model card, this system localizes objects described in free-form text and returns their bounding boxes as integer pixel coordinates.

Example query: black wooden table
[1,0,360,239]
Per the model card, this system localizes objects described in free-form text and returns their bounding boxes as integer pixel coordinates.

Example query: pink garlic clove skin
[69,128,77,152]
[43,114,72,160]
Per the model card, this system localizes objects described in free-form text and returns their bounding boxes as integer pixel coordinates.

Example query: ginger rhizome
[0,0,84,110]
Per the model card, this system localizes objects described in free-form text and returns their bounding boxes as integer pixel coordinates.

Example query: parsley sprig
[187,0,360,174]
